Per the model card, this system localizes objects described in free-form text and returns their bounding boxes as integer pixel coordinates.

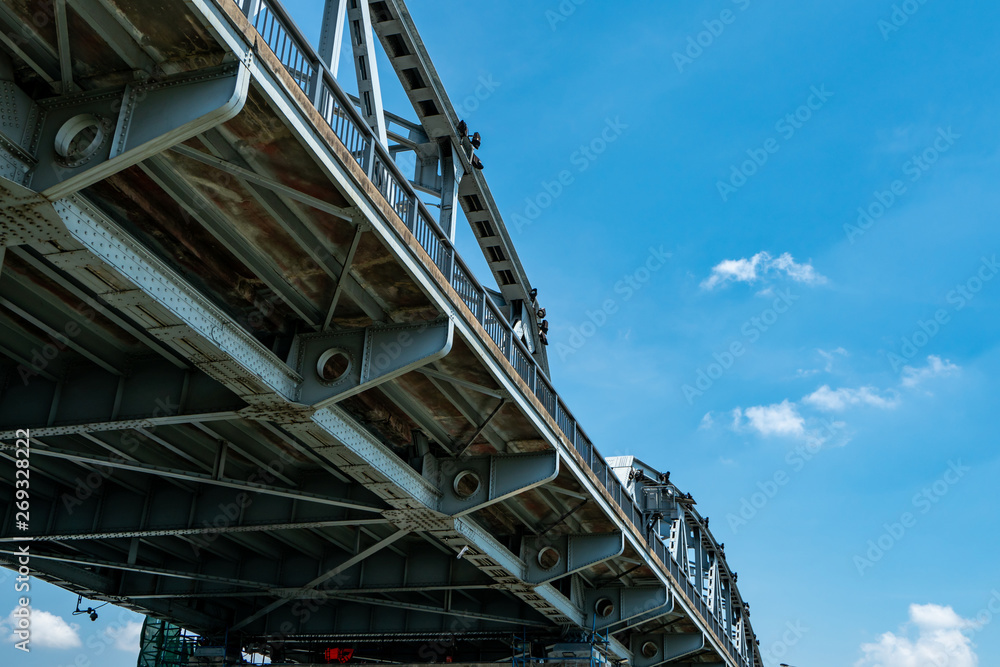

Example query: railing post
[239,0,257,17]
[362,139,377,179]
[446,246,457,288]
[405,195,416,230]
[308,63,324,107]
[478,289,486,323]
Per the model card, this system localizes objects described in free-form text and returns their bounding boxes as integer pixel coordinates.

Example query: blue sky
[6,1,999,666]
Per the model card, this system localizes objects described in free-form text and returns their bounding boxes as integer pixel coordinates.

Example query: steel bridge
[0,1,763,665]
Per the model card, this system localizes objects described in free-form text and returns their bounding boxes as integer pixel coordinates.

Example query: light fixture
[529,288,538,300]
[536,307,546,318]
[456,545,470,560]
[470,131,481,149]
[470,154,484,170]
[72,595,106,622]
[540,320,549,334]
[457,120,468,136]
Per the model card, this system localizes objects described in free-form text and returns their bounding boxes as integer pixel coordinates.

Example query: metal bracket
[437,450,559,517]
[289,318,453,408]
[585,585,670,630]
[521,532,624,585]
[630,633,705,667]
[29,59,251,198]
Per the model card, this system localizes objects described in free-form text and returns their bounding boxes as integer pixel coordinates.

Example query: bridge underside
[0,0,760,665]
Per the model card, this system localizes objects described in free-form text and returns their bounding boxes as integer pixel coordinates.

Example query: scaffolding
[512,627,612,667]
[137,617,198,667]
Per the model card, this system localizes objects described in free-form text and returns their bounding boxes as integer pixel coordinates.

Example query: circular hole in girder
[640,642,658,659]
[316,348,351,384]
[595,598,615,618]
[452,470,482,499]
[537,546,561,570]
[55,114,104,163]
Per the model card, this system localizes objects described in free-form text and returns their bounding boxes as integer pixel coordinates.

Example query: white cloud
[819,346,849,371]
[105,620,143,652]
[803,385,900,411]
[733,400,805,437]
[701,251,826,290]
[699,412,714,430]
[901,355,960,388]
[769,252,826,284]
[2,608,81,649]
[856,603,977,667]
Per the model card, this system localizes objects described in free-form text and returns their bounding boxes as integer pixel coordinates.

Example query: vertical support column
[689,525,704,593]
[439,140,461,242]
[347,0,388,148]
[318,0,347,77]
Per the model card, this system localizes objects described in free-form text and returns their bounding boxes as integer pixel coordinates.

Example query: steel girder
[520,532,625,585]
[27,61,251,198]
[3,444,383,511]
[367,0,549,373]
[630,633,706,667]
[645,482,749,659]
[288,318,453,407]
[66,0,159,72]
[436,451,559,517]
[584,585,671,631]
[0,357,246,437]
[0,472,380,546]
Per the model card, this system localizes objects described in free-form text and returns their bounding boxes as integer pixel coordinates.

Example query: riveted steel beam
[585,585,670,630]
[66,0,157,72]
[31,60,251,198]
[0,359,245,437]
[0,4,59,84]
[521,532,624,586]
[3,444,382,511]
[289,318,453,408]
[437,451,558,517]
[230,528,410,630]
[631,633,705,667]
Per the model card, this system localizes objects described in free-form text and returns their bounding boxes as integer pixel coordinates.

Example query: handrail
[235,2,753,664]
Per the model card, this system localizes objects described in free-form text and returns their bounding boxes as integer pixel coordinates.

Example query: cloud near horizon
[855,603,978,667]
[2,608,81,649]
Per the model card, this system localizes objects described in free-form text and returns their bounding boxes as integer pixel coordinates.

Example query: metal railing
[234,1,751,664]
